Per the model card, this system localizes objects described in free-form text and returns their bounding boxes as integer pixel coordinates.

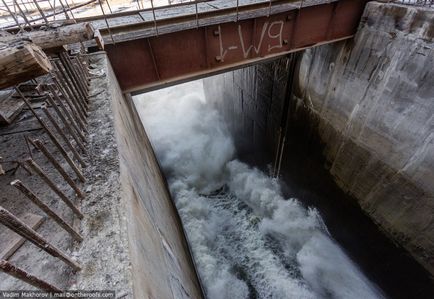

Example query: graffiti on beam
[216,21,285,62]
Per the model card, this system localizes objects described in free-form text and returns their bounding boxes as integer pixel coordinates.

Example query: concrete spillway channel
[116,2,434,293]
[0,1,433,298]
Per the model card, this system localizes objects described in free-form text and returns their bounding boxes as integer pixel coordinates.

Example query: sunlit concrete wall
[108,60,203,299]
[204,57,295,167]
[294,2,434,274]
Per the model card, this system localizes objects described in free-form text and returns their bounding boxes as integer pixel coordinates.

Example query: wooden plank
[0,41,53,89]
[0,23,97,50]
[0,213,44,260]
[0,90,24,125]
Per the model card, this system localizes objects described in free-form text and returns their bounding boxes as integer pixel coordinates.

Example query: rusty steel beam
[106,0,368,94]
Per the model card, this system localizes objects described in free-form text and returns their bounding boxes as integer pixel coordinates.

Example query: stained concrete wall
[203,56,295,167]
[204,1,434,274]
[294,2,434,273]
[108,59,203,299]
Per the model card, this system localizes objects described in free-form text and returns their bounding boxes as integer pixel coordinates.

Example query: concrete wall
[294,2,434,273]
[204,1,434,274]
[109,60,203,299]
[204,56,296,167]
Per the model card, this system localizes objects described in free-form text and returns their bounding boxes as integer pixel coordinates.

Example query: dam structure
[0,0,433,298]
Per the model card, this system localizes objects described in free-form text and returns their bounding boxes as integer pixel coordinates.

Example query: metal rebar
[63,0,76,22]
[98,0,115,44]
[24,134,33,158]
[59,54,89,108]
[54,66,88,118]
[236,0,239,22]
[195,1,199,28]
[71,56,89,92]
[42,105,86,168]
[0,260,62,291]
[105,0,113,14]
[54,78,88,132]
[268,0,272,17]
[53,60,85,108]
[0,206,81,271]
[52,75,88,132]
[73,56,88,81]
[29,138,84,198]
[45,92,87,152]
[150,0,159,36]
[25,158,83,219]
[58,0,70,19]
[2,0,23,30]
[48,83,87,142]
[32,0,49,24]
[47,0,56,21]
[59,53,88,101]
[11,180,83,241]
[16,88,85,182]
[19,0,29,13]
[53,63,89,122]
[14,0,33,30]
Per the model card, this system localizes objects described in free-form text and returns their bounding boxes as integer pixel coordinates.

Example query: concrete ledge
[109,58,203,298]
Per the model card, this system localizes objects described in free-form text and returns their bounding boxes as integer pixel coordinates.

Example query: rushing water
[134,80,385,299]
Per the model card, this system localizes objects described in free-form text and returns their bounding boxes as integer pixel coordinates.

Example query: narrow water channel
[133,80,395,299]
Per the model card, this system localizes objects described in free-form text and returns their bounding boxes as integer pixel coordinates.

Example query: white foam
[133,80,385,299]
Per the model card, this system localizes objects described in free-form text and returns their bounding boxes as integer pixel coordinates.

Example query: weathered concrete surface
[73,54,132,296]
[110,59,203,298]
[204,56,295,168]
[204,1,434,275]
[294,1,434,274]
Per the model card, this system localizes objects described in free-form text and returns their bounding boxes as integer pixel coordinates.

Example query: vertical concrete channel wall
[204,1,434,275]
[107,61,203,298]
[293,2,434,274]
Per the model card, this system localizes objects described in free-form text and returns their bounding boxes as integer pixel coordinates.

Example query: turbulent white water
[134,80,385,299]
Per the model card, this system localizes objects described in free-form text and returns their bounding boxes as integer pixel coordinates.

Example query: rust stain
[106,0,368,94]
